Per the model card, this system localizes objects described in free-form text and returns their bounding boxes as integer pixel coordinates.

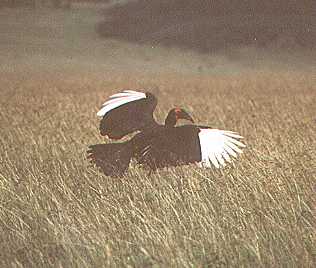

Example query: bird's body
[134,125,202,170]
[88,90,245,177]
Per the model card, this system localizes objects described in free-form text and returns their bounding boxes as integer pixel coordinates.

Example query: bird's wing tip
[198,128,245,169]
[97,109,105,117]
[97,90,147,117]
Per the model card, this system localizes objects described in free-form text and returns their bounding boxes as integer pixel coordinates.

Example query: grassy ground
[0,4,315,268]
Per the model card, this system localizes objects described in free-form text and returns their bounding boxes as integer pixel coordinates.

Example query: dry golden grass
[0,69,315,267]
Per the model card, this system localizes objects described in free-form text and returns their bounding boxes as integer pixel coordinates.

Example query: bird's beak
[179,110,194,123]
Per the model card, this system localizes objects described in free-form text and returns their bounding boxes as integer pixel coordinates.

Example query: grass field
[0,3,315,267]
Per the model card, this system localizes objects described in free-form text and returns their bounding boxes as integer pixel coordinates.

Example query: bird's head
[165,108,194,127]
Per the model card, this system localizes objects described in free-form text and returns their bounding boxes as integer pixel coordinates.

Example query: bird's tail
[87,141,133,177]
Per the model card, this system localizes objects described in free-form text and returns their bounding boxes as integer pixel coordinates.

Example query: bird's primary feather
[198,129,245,168]
[97,90,146,117]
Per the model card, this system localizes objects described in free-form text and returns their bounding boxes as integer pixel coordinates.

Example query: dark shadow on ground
[97,0,316,53]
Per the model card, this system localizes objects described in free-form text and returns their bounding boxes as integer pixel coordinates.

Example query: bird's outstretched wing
[87,143,132,177]
[97,90,158,139]
[197,128,245,168]
[138,125,245,170]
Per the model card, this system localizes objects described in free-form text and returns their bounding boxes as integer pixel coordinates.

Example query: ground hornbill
[87,90,245,177]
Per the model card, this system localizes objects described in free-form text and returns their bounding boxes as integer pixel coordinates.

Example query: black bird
[88,90,245,177]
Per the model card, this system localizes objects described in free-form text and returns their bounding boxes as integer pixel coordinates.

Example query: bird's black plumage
[88,90,245,177]
[87,142,132,177]
[136,125,202,170]
[99,92,158,139]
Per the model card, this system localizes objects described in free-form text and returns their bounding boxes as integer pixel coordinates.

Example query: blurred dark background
[1,0,315,74]
[96,0,315,53]
[2,0,315,53]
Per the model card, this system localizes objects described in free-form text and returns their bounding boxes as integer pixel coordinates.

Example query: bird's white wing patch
[97,90,146,117]
[198,129,246,168]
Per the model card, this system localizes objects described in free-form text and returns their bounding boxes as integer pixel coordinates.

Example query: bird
[87,90,245,177]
